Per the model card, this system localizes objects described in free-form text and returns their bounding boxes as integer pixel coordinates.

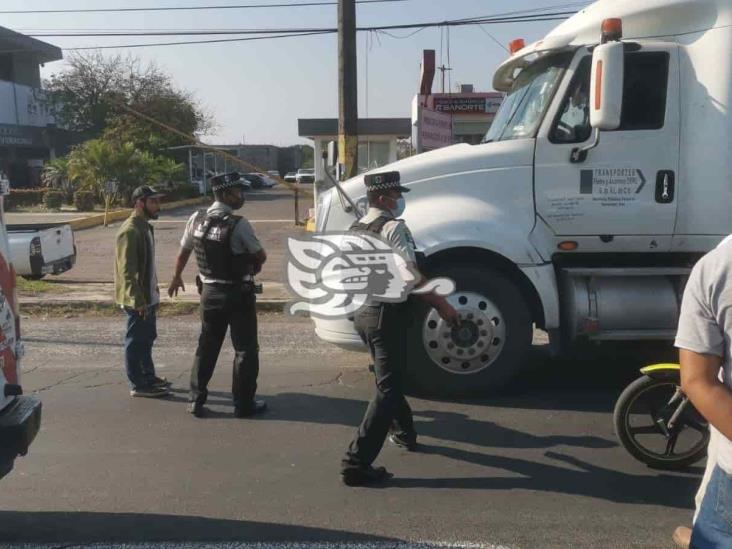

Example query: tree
[45,52,213,152]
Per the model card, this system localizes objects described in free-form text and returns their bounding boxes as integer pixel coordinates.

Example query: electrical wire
[0,0,407,15]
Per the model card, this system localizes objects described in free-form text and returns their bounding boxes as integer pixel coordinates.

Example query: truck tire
[404,264,533,397]
[21,274,45,281]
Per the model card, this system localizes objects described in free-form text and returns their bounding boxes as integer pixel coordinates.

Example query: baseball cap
[131,185,165,203]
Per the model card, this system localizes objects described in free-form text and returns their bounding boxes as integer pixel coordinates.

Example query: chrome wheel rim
[422,291,506,375]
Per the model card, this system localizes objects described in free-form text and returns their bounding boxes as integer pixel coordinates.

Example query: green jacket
[114,212,155,310]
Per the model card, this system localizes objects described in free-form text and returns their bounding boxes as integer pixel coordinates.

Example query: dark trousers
[123,306,158,389]
[343,303,415,471]
[189,283,259,406]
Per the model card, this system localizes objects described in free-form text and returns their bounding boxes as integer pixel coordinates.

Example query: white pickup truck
[312,0,731,396]
[8,223,76,280]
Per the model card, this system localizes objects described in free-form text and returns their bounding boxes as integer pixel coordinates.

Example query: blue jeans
[692,465,732,548]
[123,306,158,389]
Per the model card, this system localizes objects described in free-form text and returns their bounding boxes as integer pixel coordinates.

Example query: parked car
[0,177,40,480]
[296,168,315,184]
[244,173,276,189]
[252,173,277,188]
[284,172,297,183]
[8,223,76,280]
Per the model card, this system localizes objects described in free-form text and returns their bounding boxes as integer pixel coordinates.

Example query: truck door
[534,45,680,242]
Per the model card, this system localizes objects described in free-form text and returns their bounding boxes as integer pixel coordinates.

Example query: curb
[68,197,210,231]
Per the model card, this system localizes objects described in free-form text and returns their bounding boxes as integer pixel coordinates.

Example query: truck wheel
[21,274,45,281]
[404,264,532,397]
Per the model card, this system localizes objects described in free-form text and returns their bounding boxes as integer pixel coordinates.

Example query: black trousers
[189,283,259,406]
[342,302,415,471]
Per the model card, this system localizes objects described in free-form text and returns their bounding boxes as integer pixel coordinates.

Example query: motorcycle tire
[614,373,709,470]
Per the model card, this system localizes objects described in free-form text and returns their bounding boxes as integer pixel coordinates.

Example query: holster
[195,275,203,295]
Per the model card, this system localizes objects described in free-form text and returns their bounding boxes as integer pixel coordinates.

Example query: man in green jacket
[114,185,170,398]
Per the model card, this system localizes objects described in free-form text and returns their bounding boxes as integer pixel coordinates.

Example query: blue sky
[1,1,585,145]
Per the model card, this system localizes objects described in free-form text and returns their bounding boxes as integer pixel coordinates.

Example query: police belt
[195,275,261,294]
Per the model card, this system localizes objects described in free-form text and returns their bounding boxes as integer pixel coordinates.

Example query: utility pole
[338,0,358,180]
[437,64,452,93]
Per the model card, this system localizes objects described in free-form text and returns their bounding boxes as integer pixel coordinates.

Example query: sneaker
[187,401,206,418]
[672,526,691,548]
[130,386,170,398]
[150,376,172,388]
[234,399,268,418]
[341,465,393,486]
[389,432,418,451]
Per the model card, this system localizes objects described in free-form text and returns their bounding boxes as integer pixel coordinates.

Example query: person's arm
[233,218,267,275]
[116,230,147,314]
[168,247,192,297]
[680,349,732,439]
[409,265,459,326]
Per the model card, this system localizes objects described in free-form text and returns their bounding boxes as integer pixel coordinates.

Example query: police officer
[341,171,459,486]
[168,172,268,418]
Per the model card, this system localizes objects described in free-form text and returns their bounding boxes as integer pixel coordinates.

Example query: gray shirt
[359,207,417,264]
[675,234,732,474]
[180,201,262,283]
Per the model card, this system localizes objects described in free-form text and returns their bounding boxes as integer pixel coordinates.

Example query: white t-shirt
[675,235,732,476]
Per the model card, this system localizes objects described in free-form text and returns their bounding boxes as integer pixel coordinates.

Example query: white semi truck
[311,0,732,396]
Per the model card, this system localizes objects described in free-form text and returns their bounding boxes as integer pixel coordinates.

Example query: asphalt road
[41,186,312,285]
[0,313,696,548]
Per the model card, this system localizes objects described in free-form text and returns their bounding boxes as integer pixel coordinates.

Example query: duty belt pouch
[195,275,203,295]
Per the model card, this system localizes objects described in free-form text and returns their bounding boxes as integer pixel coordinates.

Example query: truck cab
[312,0,732,396]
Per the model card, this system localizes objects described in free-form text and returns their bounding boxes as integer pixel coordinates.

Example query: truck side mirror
[327,141,338,168]
[590,41,624,131]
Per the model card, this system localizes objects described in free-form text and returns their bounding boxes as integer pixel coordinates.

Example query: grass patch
[16,277,66,294]
[19,300,286,318]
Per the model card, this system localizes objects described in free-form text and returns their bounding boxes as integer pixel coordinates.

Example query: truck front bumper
[0,396,42,479]
[313,317,367,352]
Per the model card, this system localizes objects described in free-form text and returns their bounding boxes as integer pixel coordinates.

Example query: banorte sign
[432,94,504,114]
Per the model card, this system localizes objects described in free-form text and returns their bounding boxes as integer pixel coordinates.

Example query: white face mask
[387,196,406,218]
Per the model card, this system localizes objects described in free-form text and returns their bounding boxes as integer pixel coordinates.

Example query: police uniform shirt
[180,201,262,283]
[360,206,417,263]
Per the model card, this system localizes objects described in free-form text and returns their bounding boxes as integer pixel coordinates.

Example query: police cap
[364,171,410,193]
[210,172,247,192]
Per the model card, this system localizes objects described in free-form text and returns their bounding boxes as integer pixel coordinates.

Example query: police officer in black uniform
[168,172,268,418]
[341,171,459,486]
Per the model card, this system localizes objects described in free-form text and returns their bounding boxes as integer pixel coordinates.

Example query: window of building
[550,51,670,144]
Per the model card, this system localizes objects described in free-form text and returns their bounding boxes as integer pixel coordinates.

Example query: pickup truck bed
[8,223,76,279]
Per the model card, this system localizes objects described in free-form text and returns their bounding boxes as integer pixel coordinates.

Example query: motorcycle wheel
[613,373,709,470]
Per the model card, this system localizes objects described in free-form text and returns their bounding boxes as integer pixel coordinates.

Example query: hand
[168,275,185,298]
[136,307,147,319]
[437,301,460,327]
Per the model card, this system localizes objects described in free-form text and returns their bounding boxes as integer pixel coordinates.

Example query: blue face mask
[388,196,406,218]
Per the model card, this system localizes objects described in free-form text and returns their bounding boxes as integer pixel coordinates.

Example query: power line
[0,0,406,15]
[65,30,334,51]
[28,12,578,38]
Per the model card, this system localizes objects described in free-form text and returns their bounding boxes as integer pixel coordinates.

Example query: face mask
[389,196,406,218]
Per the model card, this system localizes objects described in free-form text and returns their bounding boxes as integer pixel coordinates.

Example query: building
[412,50,504,152]
[0,27,66,188]
[168,143,309,189]
[297,118,411,183]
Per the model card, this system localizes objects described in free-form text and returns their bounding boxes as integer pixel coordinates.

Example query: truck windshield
[484,52,572,143]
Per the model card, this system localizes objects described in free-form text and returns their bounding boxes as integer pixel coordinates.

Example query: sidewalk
[18,280,291,311]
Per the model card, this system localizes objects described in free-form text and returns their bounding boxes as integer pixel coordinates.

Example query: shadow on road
[389,446,697,510]
[0,511,396,544]
[262,392,616,451]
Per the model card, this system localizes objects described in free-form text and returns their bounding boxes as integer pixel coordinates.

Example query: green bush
[73,191,96,212]
[43,191,64,211]
[4,189,46,211]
